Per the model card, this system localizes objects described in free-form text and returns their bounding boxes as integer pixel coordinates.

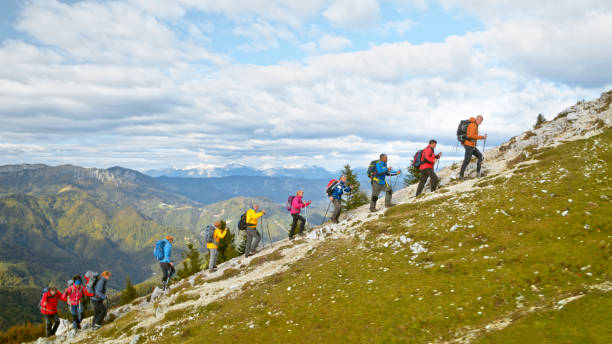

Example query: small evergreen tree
[341,163,368,210]
[177,242,203,279]
[534,113,546,129]
[120,275,138,305]
[404,166,421,186]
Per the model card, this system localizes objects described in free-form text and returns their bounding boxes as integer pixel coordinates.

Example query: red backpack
[326,179,339,196]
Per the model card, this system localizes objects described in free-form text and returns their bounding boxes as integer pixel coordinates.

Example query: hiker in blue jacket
[159,235,175,291]
[91,271,111,330]
[370,154,401,212]
[330,175,351,223]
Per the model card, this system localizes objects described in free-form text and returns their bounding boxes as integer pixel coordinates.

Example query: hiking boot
[77,323,82,330]
[369,208,376,212]
[92,324,101,330]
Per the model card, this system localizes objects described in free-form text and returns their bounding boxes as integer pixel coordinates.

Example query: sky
[1,0,611,173]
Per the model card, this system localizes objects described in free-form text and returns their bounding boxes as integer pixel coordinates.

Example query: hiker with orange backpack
[63,275,86,332]
[328,175,351,223]
[416,140,442,196]
[458,115,487,178]
[289,190,312,240]
[40,285,65,337]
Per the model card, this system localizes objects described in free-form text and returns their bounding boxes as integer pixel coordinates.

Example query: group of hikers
[38,115,487,337]
[40,271,111,337]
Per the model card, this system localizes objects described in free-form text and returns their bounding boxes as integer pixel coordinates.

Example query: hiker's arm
[164,243,172,262]
[422,149,435,165]
[253,212,264,219]
[218,229,228,239]
[467,123,484,140]
[376,162,388,175]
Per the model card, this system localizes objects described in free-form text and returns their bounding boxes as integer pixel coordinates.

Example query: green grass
[137,127,611,343]
[248,250,284,267]
[478,292,612,343]
[173,292,200,305]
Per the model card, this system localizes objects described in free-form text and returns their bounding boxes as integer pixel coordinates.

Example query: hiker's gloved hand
[329,196,333,200]
[397,169,402,174]
[262,210,266,215]
[169,262,174,267]
[484,134,488,139]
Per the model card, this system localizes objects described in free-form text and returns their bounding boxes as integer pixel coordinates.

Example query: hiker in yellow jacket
[245,204,266,257]
[207,221,228,272]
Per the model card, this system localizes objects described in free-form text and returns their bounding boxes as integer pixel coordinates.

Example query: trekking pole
[262,216,273,248]
[435,159,440,172]
[483,137,487,154]
[321,200,332,225]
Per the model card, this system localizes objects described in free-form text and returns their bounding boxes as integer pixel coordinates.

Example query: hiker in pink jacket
[289,190,311,240]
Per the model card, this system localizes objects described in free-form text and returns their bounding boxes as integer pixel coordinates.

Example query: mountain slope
[45,92,611,343]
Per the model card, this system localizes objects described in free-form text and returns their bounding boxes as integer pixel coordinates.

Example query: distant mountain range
[145,163,338,180]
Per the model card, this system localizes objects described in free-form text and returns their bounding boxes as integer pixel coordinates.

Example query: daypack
[457,119,471,143]
[154,240,166,261]
[84,271,99,296]
[67,279,74,288]
[238,212,248,230]
[286,195,296,212]
[326,179,339,196]
[367,160,380,179]
[204,224,215,243]
[412,150,424,168]
[39,287,49,311]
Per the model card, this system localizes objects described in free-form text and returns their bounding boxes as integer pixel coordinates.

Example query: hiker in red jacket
[40,286,65,337]
[416,140,442,196]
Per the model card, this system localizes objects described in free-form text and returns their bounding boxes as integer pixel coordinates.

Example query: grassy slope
[136,127,610,343]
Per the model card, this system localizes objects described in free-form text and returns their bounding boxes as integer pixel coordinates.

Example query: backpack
[412,150,424,168]
[457,119,471,143]
[326,179,339,196]
[286,195,295,212]
[204,224,215,243]
[367,160,380,179]
[154,240,166,261]
[84,271,99,296]
[238,212,248,231]
[39,288,49,310]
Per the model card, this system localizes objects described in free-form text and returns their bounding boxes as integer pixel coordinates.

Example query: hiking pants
[416,168,439,196]
[460,145,483,177]
[44,313,60,337]
[331,199,342,223]
[208,248,218,272]
[370,182,392,210]
[69,304,83,330]
[289,213,306,238]
[160,262,172,284]
[92,299,107,326]
[245,227,261,256]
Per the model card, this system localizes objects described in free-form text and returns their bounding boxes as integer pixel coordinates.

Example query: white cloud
[380,19,415,35]
[233,19,296,51]
[324,0,381,29]
[318,34,352,52]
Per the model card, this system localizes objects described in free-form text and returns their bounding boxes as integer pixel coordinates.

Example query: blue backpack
[205,225,215,243]
[154,240,166,261]
[412,150,424,168]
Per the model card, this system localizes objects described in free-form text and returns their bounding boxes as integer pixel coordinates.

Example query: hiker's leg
[208,248,218,272]
[297,215,306,234]
[51,314,60,334]
[244,228,254,255]
[160,262,169,284]
[459,145,474,177]
[92,300,103,325]
[429,169,440,191]
[289,214,299,238]
[384,184,393,207]
[331,199,341,223]
[370,182,382,210]
[70,305,78,329]
[77,303,83,327]
[416,169,429,196]
[45,314,53,336]
[473,147,483,175]
[252,230,261,250]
